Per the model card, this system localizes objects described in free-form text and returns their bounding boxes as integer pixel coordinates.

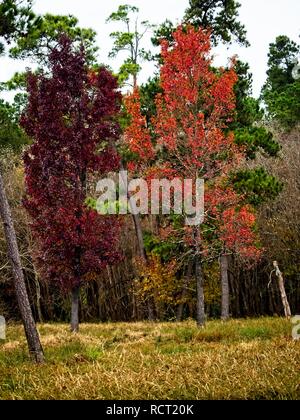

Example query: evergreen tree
[262,35,300,129]
[152,0,248,48]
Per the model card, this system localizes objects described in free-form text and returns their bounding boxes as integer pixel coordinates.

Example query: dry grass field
[0,318,299,400]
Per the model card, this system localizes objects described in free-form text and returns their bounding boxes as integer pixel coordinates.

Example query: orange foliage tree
[124,25,261,326]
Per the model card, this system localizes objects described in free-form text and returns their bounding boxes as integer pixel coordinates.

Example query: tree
[9,13,97,65]
[217,60,281,320]
[0,99,29,149]
[132,51,281,325]
[21,36,121,332]
[255,128,300,317]
[185,0,248,45]
[0,0,38,54]
[107,5,157,319]
[210,190,263,320]
[231,60,280,159]
[0,167,44,362]
[106,4,153,87]
[1,10,98,123]
[263,36,299,93]
[152,0,248,49]
[0,1,37,119]
[139,76,162,127]
[125,26,240,327]
[261,35,300,129]
[0,0,44,363]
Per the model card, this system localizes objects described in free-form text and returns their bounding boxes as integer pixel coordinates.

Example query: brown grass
[0,318,299,400]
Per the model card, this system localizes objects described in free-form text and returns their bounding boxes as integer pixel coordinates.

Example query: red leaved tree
[125,26,261,326]
[21,36,121,332]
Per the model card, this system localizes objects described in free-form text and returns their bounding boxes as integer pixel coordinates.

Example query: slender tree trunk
[194,228,205,327]
[133,74,138,90]
[131,211,147,260]
[26,222,43,322]
[130,186,155,321]
[71,285,80,332]
[0,170,44,363]
[147,299,155,321]
[176,262,193,322]
[117,61,152,311]
[273,261,292,318]
[120,165,155,321]
[33,265,43,323]
[176,301,184,322]
[70,171,86,333]
[195,257,205,327]
[132,214,155,320]
[120,165,147,260]
[220,254,230,321]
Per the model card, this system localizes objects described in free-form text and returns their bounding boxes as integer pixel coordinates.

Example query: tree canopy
[106,4,153,87]
[0,0,38,54]
[262,35,300,129]
[152,0,248,48]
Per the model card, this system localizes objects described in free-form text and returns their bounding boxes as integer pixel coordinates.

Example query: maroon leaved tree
[21,36,121,332]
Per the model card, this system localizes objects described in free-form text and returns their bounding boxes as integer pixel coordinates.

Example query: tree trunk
[0,170,44,363]
[131,211,147,260]
[221,254,230,321]
[176,302,184,323]
[131,213,155,320]
[133,74,138,90]
[194,228,205,327]
[273,261,292,318]
[70,170,86,333]
[195,257,205,327]
[119,166,147,260]
[33,266,43,323]
[120,166,155,321]
[176,262,193,322]
[71,286,80,332]
[130,191,155,321]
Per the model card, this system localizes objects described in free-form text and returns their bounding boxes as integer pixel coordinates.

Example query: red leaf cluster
[124,88,155,164]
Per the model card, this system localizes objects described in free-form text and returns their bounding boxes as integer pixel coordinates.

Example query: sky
[1,0,300,101]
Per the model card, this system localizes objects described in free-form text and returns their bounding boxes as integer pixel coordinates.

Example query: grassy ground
[0,318,299,400]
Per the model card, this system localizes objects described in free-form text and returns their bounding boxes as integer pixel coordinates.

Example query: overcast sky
[1,0,300,101]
